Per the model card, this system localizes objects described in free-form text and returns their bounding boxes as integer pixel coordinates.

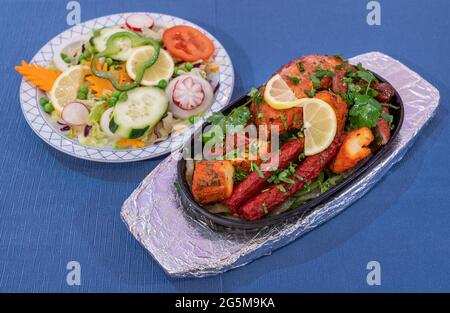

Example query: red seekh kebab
[225,137,305,213]
[239,135,343,221]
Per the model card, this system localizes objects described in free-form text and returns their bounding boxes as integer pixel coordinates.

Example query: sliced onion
[100,107,117,138]
[166,74,213,120]
[125,14,154,32]
[53,35,89,72]
[61,102,89,126]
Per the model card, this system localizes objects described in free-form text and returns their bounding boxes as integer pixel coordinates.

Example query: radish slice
[61,102,89,126]
[166,74,214,119]
[173,77,205,110]
[125,14,154,32]
[100,108,117,138]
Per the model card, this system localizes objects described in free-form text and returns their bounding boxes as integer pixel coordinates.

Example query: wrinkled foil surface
[121,52,440,277]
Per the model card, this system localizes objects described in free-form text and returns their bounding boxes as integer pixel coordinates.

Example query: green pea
[39,97,49,106]
[118,92,128,102]
[60,53,68,60]
[83,50,92,58]
[174,66,180,75]
[43,102,54,113]
[77,92,87,100]
[63,57,72,64]
[78,57,86,64]
[105,58,113,66]
[108,97,118,106]
[188,115,196,124]
[112,91,120,98]
[157,79,168,89]
[184,62,193,71]
[80,86,89,94]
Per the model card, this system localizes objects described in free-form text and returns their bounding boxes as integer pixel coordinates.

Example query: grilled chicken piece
[250,90,303,134]
[330,127,374,174]
[250,55,351,134]
[277,54,351,97]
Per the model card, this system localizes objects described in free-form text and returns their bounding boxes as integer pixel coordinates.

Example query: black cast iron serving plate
[177,72,404,232]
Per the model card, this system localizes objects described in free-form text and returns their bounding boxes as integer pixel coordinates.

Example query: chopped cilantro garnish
[234,167,248,182]
[276,185,286,193]
[245,87,262,105]
[305,89,316,97]
[298,152,306,161]
[311,66,336,88]
[281,113,288,129]
[287,75,300,85]
[349,94,382,129]
[381,112,393,124]
[335,54,346,62]
[297,62,305,72]
[251,162,264,179]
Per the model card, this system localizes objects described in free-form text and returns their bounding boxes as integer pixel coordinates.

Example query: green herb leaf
[297,62,305,72]
[276,185,286,193]
[381,112,393,124]
[281,113,288,129]
[287,75,300,85]
[349,94,382,129]
[251,162,265,179]
[234,167,248,182]
[305,89,316,97]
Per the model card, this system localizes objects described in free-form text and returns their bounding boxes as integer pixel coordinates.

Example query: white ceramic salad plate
[18,12,234,162]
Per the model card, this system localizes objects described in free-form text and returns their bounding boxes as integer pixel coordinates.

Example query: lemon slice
[264,74,305,109]
[126,46,174,86]
[49,65,86,113]
[303,98,337,156]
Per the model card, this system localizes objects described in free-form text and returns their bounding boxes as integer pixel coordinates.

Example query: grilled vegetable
[191,160,235,205]
[330,127,374,174]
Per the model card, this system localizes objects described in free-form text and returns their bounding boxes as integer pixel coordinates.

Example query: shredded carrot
[116,138,145,148]
[85,75,114,97]
[83,60,108,71]
[118,69,132,85]
[15,60,61,92]
[208,65,220,73]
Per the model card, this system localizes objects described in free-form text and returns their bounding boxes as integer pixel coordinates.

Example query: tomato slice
[163,26,215,62]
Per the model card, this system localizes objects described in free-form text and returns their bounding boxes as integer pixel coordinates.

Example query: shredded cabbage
[78,123,109,147]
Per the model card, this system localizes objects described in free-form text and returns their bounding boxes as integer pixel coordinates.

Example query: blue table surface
[1,0,449,292]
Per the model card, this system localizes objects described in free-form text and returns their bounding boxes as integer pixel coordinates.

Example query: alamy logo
[66,1,81,26]
[366,261,381,286]
[367,1,381,26]
[66,261,81,286]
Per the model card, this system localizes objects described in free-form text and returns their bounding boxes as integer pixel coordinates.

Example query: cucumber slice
[92,27,135,61]
[110,87,168,139]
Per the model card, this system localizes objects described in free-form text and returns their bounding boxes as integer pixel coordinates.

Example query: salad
[16,14,220,149]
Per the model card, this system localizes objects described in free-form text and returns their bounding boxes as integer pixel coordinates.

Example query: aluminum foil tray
[121,52,440,277]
